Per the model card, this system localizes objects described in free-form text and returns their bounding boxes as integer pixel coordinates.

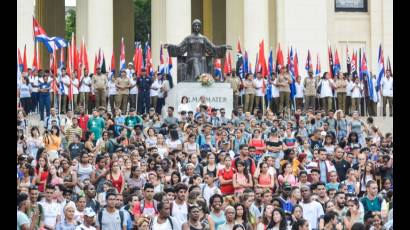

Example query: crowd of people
[17,64,393,230]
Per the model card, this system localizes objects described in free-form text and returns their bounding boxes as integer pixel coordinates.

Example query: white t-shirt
[171,201,188,226]
[254,78,265,97]
[271,79,280,98]
[126,68,135,78]
[79,76,92,93]
[39,200,61,228]
[178,103,191,113]
[381,77,393,97]
[72,78,79,95]
[346,81,353,96]
[29,76,39,93]
[108,80,117,96]
[61,75,71,95]
[129,77,138,94]
[150,79,162,97]
[201,184,221,206]
[351,82,363,98]
[295,82,304,98]
[320,79,334,98]
[300,200,324,230]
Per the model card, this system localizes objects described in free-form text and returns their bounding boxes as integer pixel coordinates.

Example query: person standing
[270,73,280,115]
[157,73,171,114]
[18,76,32,114]
[150,72,161,111]
[381,70,393,117]
[38,73,52,121]
[369,74,378,117]
[137,68,152,114]
[115,70,131,115]
[277,66,292,114]
[96,192,127,230]
[152,202,179,230]
[92,67,108,109]
[108,74,118,115]
[230,70,241,110]
[304,69,317,111]
[253,72,266,112]
[128,72,138,115]
[29,69,40,113]
[345,75,353,116]
[243,74,256,113]
[335,72,347,112]
[351,78,363,113]
[299,185,324,230]
[79,68,92,114]
[319,72,336,113]
[295,76,304,111]
[71,71,80,113]
[60,68,71,114]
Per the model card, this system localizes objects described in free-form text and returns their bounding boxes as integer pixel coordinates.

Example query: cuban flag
[315,54,321,79]
[376,44,384,92]
[346,46,351,75]
[17,49,22,84]
[109,50,116,81]
[254,52,258,76]
[18,48,24,73]
[268,49,274,76]
[328,45,334,78]
[236,39,244,79]
[361,51,377,102]
[333,48,341,75]
[145,42,154,76]
[243,50,249,74]
[120,37,126,70]
[159,44,165,75]
[33,17,67,53]
[351,51,357,78]
[289,47,296,105]
[305,49,313,74]
[214,58,222,78]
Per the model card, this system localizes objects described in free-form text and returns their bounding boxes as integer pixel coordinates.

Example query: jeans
[31,92,39,112]
[138,91,150,114]
[38,94,51,121]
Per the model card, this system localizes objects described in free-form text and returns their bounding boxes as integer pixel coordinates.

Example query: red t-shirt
[218,167,235,195]
[248,139,266,155]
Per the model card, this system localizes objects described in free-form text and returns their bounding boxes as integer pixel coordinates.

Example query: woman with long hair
[60,158,77,191]
[46,164,63,186]
[203,153,218,181]
[254,162,275,191]
[197,199,215,230]
[335,110,349,143]
[323,134,336,155]
[218,155,235,196]
[43,125,61,161]
[26,126,44,163]
[165,129,182,151]
[106,160,125,194]
[18,163,35,188]
[256,204,274,230]
[145,127,158,149]
[76,151,94,190]
[267,208,288,230]
[234,203,252,230]
[233,160,253,194]
[184,133,200,156]
[319,72,336,113]
[359,161,377,196]
[343,198,364,230]
[348,111,367,147]
[248,129,266,162]
[335,72,348,111]
[34,156,49,192]
[155,134,169,159]
[170,171,182,186]
[178,96,191,114]
[278,162,298,187]
[342,168,360,195]
[347,132,361,150]
[290,205,304,226]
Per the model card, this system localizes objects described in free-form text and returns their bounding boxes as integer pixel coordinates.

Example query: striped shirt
[65,126,83,145]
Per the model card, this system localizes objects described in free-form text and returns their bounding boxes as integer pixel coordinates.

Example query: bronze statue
[164,19,232,82]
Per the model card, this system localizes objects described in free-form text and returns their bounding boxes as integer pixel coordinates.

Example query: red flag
[52,47,57,77]
[50,52,58,93]
[137,46,143,77]
[258,40,268,77]
[276,43,284,72]
[110,49,116,74]
[134,43,139,74]
[66,44,71,76]
[83,45,89,73]
[228,52,232,73]
[93,54,98,75]
[97,48,102,68]
[145,45,152,74]
[32,41,38,71]
[60,47,65,69]
[237,39,242,54]
[75,48,80,80]
[223,53,230,76]
[294,51,300,81]
[23,45,27,72]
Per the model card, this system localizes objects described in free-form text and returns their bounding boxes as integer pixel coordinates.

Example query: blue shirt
[38,79,51,95]
[137,76,152,92]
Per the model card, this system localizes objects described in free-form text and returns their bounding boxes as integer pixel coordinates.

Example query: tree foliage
[65,8,76,41]
[134,0,151,44]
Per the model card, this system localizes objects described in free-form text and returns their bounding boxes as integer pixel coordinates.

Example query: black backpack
[98,208,124,230]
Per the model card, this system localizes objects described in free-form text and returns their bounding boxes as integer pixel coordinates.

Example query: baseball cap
[283,182,292,190]
[84,207,96,217]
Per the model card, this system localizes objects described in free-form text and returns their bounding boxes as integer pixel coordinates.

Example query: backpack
[98,208,124,230]
[140,199,159,215]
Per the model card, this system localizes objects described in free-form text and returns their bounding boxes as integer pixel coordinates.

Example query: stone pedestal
[165,82,233,117]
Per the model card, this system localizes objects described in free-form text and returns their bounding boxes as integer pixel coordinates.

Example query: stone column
[35,0,65,69]
[17,0,35,68]
[243,0,269,68]
[203,0,213,41]
[370,0,383,74]
[226,0,244,64]
[113,0,135,67]
[76,0,113,72]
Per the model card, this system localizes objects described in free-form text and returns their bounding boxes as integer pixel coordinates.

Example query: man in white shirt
[150,72,162,111]
[60,68,71,114]
[125,62,135,78]
[79,69,92,114]
[129,74,138,114]
[319,72,336,113]
[346,75,354,115]
[71,71,80,113]
[29,69,40,113]
[381,70,393,117]
[253,72,266,113]
[171,183,188,227]
[151,202,179,230]
[295,76,304,111]
[300,185,324,230]
[351,78,363,113]
[270,74,280,115]
[39,184,62,230]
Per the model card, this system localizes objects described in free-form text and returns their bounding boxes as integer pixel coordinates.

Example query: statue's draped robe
[167,34,227,82]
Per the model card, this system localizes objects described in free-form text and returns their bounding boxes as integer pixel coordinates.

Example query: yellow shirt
[44,135,61,152]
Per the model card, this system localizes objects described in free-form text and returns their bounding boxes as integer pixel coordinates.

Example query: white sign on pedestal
[165,82,233,118]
